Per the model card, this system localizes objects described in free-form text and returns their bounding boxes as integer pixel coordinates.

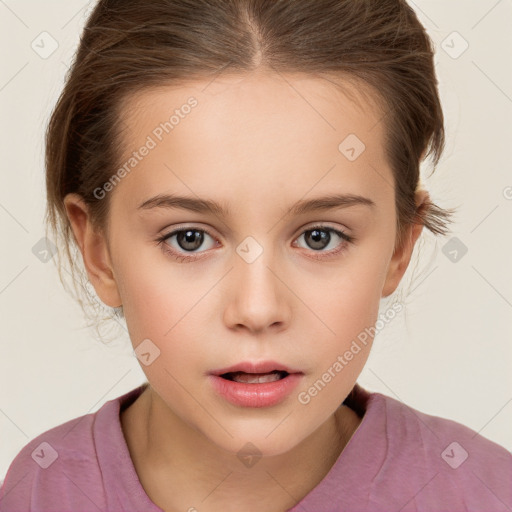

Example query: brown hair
[45,0,456,337]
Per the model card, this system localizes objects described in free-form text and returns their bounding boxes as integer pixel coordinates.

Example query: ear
[381,189,429,298]
[63,193,122,308]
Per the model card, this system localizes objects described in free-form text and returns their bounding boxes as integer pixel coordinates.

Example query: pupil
[307,229,330,250]
[178,230,203,251]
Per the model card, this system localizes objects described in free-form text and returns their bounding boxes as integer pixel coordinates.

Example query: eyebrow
[137,193,376,217]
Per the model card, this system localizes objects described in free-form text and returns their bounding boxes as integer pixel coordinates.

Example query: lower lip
[208,373,303,408]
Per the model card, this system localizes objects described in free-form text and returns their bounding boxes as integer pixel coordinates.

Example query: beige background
[1,0,511,480]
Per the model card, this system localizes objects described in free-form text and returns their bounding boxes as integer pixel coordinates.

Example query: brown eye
[157,226,218,262]
[295,225,352,253]
[174,229,205,252]
[303,228,331,250]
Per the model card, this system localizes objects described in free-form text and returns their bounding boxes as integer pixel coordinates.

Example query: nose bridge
[237,244,274,292]
[224,234,289,332]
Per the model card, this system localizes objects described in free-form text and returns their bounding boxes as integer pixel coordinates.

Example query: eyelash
[156,224,355,263]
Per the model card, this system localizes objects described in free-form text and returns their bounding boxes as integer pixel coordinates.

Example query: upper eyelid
[161,224,350,245]
[162,225,217,240]
[162,222,349,237]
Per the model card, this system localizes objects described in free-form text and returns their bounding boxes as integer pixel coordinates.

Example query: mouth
[209,360,303,382]
[208,361,304,408]
[219,370,289,384]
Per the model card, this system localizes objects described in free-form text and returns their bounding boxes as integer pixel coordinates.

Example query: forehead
[112,71,393,211]
[120,70,386,143]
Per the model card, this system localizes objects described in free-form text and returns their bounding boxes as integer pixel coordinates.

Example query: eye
[293,225,354,259]
[156,224,354,263]
[157,227,218,262]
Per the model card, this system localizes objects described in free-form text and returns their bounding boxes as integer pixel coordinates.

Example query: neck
[121,385,362,512]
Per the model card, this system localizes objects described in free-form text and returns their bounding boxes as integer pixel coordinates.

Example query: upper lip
[209,360,303,376]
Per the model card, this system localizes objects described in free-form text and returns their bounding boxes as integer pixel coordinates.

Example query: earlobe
[381,190,428,298]
[63,193,122,308]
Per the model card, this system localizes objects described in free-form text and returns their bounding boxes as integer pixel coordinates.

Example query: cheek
[115,250,215,368]
[299,249,390,386]
[113,249,180,343]
[296,266,383,414]
[310,254,388,335]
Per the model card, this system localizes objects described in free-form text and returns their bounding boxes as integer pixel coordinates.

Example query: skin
[64,69,427,512]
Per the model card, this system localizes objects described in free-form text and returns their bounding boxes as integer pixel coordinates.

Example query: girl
[1,0,511,511]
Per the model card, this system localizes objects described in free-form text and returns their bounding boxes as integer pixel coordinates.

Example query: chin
[209,427,303,461]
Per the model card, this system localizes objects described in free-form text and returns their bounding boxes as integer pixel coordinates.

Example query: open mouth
[209,367,303,407]
[219,370,289,384]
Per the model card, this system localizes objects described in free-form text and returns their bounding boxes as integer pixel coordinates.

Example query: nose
[223,249,291,334]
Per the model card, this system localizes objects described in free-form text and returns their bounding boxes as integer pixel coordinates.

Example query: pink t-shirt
[1,382,511,511]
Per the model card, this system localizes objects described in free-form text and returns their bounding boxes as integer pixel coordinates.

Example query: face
[67,71,422,457]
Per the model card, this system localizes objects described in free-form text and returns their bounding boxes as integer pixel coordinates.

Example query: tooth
[232,372,282,384]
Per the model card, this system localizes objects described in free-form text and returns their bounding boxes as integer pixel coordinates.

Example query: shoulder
[380,392,512,464]
[373,391,512,510]
[0,388,134,512]
[0,409,106,511]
